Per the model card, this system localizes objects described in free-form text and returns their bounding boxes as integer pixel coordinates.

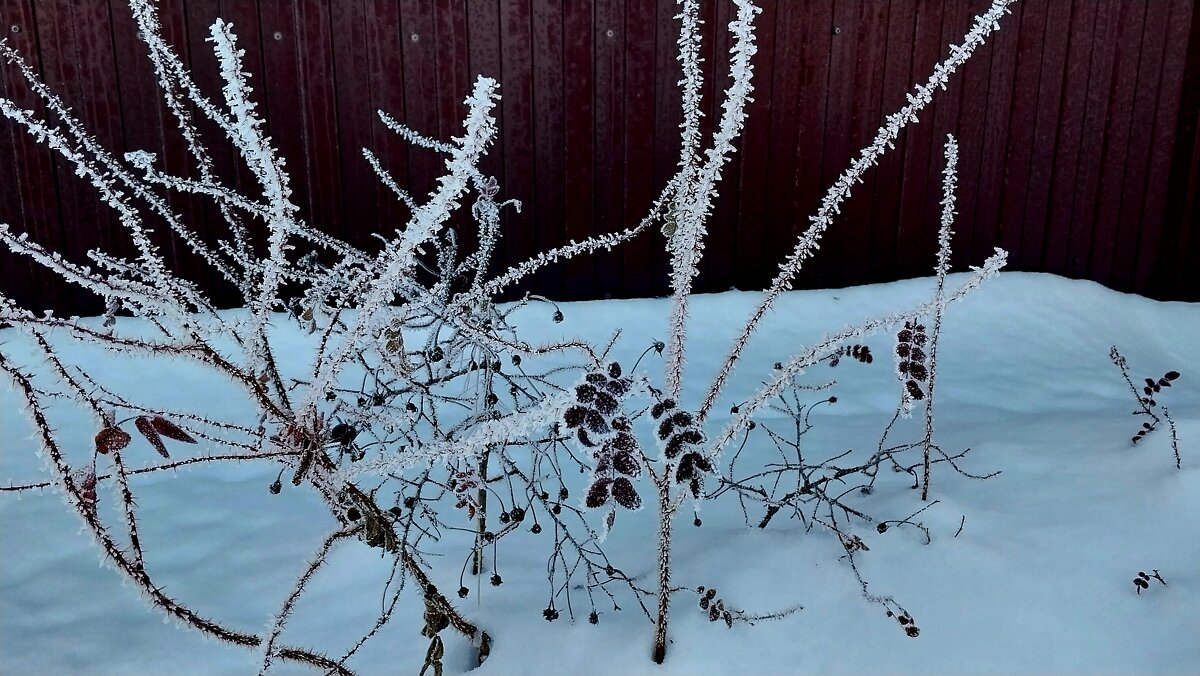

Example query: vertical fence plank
[894,2,944,281]
[1064,0,1122,279]
[995,0,1050,272]
[1146,0,1197,297]
[1018,0,1073,274]
[620,0,658,298]
[1110,0,1169,291]
[562,1,594,300]
[779,1,832,291]
[0,0,60,312]
[594,0,625,297]
[1089,0,1149,287]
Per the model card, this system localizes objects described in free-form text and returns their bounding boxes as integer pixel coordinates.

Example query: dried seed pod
[594,392,619,416]
[95,427,131,455]
[564,406,587,429]
[650,399,676,419]
[575,384,598,403]
[611,477,641,510]
[612,451,641,477]
[586,479,611,508]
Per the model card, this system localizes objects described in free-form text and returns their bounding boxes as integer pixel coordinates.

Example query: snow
[2,272,1197,675]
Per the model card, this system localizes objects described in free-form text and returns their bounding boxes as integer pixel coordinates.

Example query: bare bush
[0,0,1016,670]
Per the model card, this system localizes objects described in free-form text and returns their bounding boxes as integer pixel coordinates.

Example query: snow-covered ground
[2,272,1197,675]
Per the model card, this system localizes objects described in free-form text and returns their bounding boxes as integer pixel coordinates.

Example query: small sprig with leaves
[1109,346,1182,469]
[1133,569,1167,594]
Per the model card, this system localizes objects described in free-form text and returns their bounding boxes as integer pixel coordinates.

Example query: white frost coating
[345,390,577,478]
[700,0,1017,417]
[301,76,500,415]
[706,248,1008,459]
[664,0,760,397]
[208,19,300,368]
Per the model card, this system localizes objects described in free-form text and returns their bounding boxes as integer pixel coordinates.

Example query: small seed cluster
[696,586,734,628]
[1133,569,1166,594]
[886,609,921,637]
[652,399,711,499]
[829,344,874,367]
[564,363,642,511]
[895,320,929,402]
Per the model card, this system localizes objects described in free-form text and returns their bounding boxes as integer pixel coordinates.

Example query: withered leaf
[134,416,170,458]
[94,427,131,455]
[149,416,196,444]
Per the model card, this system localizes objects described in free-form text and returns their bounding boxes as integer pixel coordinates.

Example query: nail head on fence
[606,28,615,38]
[410,33,419,42]
[832,26,841,35]
[272,31,283,41]
[10,25,20,34]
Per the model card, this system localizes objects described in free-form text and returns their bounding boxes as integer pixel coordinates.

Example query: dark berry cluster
[565,363,643,511]
[653,399,711,498]
[696,586,733,628]
[895,320,929,401]
[828,344,874,367]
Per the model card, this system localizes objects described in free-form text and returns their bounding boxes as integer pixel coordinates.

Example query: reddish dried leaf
[134,416,170,459]
[94,427,131,454]
[150,416,196,444]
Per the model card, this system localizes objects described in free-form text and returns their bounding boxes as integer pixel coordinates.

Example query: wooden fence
[1,0,1197,315]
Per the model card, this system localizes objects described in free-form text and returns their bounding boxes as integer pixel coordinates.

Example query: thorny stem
[0,352,353,676]
[652,474,673,664]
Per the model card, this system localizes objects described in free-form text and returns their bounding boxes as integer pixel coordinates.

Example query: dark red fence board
[1,0,1197,316]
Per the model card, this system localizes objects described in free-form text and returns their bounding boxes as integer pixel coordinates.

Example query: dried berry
[509,507,525,522]
[330,423,357,445]
[588,611,599,625]
[905,626,920,638]
[491,574,503,587]
[552,310,564,323]
[458,586,469,598]
[575,384,597,403]
[531,523,542,534]
[608,362,622,379]
[269,479,282,494]
[347,507,361,521]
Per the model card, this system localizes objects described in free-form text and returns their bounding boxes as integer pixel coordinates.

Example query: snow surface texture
[2,272,1197,675]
